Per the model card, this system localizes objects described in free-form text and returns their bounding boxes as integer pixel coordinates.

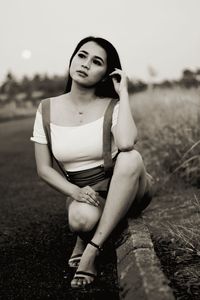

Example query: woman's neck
[69,81,96,105]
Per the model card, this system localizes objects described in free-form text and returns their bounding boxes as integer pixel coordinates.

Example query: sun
[21,49,32,60]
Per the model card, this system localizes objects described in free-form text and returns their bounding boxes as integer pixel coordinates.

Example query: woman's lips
[77,70,88,77]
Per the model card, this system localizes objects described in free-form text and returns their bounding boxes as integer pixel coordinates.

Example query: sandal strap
[88,240,103,252]
[69,254,82,260]
[75,271,96,278]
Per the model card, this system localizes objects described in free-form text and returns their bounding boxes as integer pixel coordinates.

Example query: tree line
[0,68,200,105]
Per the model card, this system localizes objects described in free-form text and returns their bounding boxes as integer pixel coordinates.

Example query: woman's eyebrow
[79,50,104,63]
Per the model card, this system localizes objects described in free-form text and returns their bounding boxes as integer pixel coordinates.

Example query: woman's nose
[82,59,91,69]
[82,64,89,70]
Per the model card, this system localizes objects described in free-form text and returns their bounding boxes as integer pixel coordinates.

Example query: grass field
[0,101,36,122]
[132,87,200,299]
[131,86,200,186]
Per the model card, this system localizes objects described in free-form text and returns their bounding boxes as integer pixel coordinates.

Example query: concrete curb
[116,217,175,300]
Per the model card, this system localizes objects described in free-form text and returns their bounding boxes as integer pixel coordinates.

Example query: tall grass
[166,193,200,258]
[130,87,200,187]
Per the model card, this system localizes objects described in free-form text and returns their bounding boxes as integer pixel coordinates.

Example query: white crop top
[30,103,119,171]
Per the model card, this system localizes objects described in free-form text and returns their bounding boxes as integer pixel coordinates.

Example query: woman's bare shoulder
[37,95,66,114]
[50,93,70,104]
[49,94,74,124]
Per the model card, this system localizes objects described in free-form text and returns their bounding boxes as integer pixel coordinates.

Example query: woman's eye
[78,53,85,58]
[93,60,102,66]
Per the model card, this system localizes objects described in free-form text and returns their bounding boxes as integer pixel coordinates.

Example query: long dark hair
[64,36,122,99]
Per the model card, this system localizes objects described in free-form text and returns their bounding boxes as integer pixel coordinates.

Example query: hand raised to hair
[109,68,128,96]
[71,185,100,207]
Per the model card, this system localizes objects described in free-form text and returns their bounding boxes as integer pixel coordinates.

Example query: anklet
[89,241,103,252]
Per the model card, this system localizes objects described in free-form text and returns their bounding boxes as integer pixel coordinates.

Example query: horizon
[1,65,199,86]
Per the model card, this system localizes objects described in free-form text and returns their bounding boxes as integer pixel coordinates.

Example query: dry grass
[165,194,200,256]
[129,87,200,298]
[130,87,200,186]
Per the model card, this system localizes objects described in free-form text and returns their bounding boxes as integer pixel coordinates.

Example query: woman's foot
[68,236,86,268]
[70,241,102,288]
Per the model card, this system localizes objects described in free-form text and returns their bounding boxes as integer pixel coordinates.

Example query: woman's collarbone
[52,97,110,126]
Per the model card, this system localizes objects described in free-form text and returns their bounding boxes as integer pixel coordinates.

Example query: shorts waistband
[66,164,108,187]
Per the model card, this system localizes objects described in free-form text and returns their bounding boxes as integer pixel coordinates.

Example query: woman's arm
[34,143,99,206]
[111,69,138,151]
[35,142,78,197]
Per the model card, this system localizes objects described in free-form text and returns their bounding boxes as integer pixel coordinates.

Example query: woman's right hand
[70,185,100,207]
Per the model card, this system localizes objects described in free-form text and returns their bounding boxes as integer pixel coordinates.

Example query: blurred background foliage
[0,68,200,107]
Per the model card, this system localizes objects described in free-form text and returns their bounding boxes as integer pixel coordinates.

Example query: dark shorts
[66,164,154,216]
[67,164,112,199]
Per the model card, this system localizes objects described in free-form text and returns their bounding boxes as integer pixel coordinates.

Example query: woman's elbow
[116,135,138,152]
[118,143,135,152]
[36,165,50,180]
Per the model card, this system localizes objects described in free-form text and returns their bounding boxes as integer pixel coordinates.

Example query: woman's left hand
[109,68,128,95]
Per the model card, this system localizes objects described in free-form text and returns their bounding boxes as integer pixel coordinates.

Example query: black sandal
[71,271,97,289]
[68,253,82,268]
[70,241,103,289]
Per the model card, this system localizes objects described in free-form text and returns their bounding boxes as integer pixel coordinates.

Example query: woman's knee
[68,202,101,233]
[115,149,144,177]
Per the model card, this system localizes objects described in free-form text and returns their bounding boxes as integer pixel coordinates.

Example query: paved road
[0,117,119,300]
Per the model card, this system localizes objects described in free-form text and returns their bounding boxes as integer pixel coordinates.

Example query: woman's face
[69,41,107,87]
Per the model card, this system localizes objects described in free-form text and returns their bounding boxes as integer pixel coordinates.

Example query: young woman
[30,36,154,289]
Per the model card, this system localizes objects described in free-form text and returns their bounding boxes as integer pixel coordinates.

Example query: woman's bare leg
[68,236,86,267]
[71,150,148,287]
[67,196,105,268]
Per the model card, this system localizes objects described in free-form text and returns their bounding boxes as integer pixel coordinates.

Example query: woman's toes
[71,274,95,288]
[71,278,78,288]
[77,279,82,286]
[87,277,93,284]
[82,278,87,286]
[76,278,87,287]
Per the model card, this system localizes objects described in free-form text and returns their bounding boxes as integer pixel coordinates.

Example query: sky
[1,0,200,83]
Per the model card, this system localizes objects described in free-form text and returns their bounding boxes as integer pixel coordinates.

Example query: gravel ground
[0,117,119,300]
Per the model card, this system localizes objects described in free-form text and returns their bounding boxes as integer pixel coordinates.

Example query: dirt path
[0,118,119,300]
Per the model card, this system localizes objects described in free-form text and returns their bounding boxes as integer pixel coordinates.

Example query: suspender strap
[103,99,119,177]
[41,98,69,180]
